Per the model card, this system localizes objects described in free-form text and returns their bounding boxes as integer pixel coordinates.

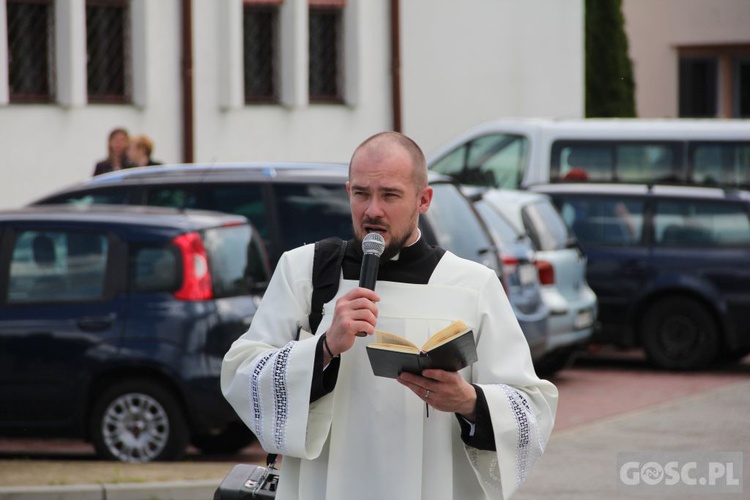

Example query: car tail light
[535,260,555,285]
[500,255,519,296]
[172,232,213,300]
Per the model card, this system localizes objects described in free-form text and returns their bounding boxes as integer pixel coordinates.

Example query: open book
[366,320,478,378]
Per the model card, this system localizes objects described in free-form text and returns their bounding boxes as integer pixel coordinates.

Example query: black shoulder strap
[308,237,347,334]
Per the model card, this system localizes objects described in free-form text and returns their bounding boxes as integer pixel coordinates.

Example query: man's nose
[365,197,385,218]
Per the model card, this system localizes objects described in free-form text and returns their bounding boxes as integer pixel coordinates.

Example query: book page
[368,343,420,354]
[422,320,470,351]
[375,330,419,350]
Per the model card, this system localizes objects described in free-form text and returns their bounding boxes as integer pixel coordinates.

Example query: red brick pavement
[1,349,746,457]
[551,349,749,431]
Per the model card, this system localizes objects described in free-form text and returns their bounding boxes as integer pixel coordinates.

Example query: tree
[585,0,637,117]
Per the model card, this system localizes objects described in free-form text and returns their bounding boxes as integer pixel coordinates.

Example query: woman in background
[93,127,131,176]
[127,134,163,167]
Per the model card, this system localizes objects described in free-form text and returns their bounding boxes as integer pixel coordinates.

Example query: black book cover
[366,322,477,379]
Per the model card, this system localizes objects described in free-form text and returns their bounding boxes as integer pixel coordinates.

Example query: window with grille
[309,5,343,103]
[86,0,130,103]
[243,2,280,103]
[7,0,55,103]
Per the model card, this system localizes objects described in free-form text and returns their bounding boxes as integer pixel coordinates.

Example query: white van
[427,118,750,190]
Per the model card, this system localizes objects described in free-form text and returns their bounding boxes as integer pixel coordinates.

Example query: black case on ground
[214,464,279,499]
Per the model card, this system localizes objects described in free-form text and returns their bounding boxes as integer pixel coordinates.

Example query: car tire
[90,379,190,463]
[535,346,577,377]
[642,297,720,370]
[191,422,257,455]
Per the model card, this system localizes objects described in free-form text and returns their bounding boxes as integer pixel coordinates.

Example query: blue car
[0,205,270,462]
[531,182,750,370]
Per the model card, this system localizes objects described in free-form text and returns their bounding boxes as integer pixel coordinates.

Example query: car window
[202,224,270,297]
[690,142,750,189]
[425,183,500,273]
[430,134,528,189]
[272,183,352,250]
[131,246,179,292]
[557,196,644,246]
[6,230,109,303]
[521,199,574,251]
[552,141,680,183]
[41,188,131,205]
[146,184,269,243]
[654,199,750,246]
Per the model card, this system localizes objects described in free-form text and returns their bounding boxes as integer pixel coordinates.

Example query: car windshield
[474,199,523,246]
[425,183,499,273]
[522,200,572,251]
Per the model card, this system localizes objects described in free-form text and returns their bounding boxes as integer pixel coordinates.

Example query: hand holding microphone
[356,232,385,337]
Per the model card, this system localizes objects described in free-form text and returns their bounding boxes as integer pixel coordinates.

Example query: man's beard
[380,230,411,261]
[354,223,413,262]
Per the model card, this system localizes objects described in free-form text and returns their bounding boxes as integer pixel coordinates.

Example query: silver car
[471,195,549,365]
[480,189,597,375]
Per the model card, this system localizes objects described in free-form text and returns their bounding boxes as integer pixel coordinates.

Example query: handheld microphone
[356,232,385,337]
[359,232,386,290]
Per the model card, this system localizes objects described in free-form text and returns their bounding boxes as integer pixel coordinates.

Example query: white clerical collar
[390,229,421,261]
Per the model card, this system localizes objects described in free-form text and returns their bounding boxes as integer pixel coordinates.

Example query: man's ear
[418,186,433,214]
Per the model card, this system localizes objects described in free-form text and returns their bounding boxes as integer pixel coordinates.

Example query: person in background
[221,131,558,500]
[92,127,130,176]
[126,134,163,167]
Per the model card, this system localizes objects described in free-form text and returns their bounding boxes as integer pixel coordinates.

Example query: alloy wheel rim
[101,392,170,462]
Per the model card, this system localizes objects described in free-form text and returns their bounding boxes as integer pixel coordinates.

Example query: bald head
[349,131,428,191]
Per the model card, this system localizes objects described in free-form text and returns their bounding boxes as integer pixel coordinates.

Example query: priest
[222,131,558,499]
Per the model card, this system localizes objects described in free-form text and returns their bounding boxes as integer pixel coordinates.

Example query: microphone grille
[362,232,386,256]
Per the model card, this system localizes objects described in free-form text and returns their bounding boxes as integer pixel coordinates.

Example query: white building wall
[0,0,584,209]
[622,0,750,118]
[191,0,392,165]
[0,0,183,208]
[401,0,585,154]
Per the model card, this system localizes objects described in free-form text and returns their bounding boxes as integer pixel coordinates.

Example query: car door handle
[77,315,115,332]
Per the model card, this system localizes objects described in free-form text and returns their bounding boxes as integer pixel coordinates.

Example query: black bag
[214,238,347,500]
[308,237,347,334]
[213,463,279,499]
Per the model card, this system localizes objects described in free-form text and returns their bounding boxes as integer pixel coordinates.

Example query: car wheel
[535,346,577,377]
[191,422,256,455]
[642,297,720,370]
[90,379,189,463]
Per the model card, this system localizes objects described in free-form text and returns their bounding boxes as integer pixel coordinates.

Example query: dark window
[736,58,750,118]
[309,7,343,102]
[145,184,268,241]
[679,57,718,118]
[243,4,279,103]
[40,188,133,206]
[7,0,55,103]
[131,246,178,292]
[86,0,130,103]
[7,230,108,303]
[272,183,351,250]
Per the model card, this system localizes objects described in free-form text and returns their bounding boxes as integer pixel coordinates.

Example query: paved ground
[1,349,748,499]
